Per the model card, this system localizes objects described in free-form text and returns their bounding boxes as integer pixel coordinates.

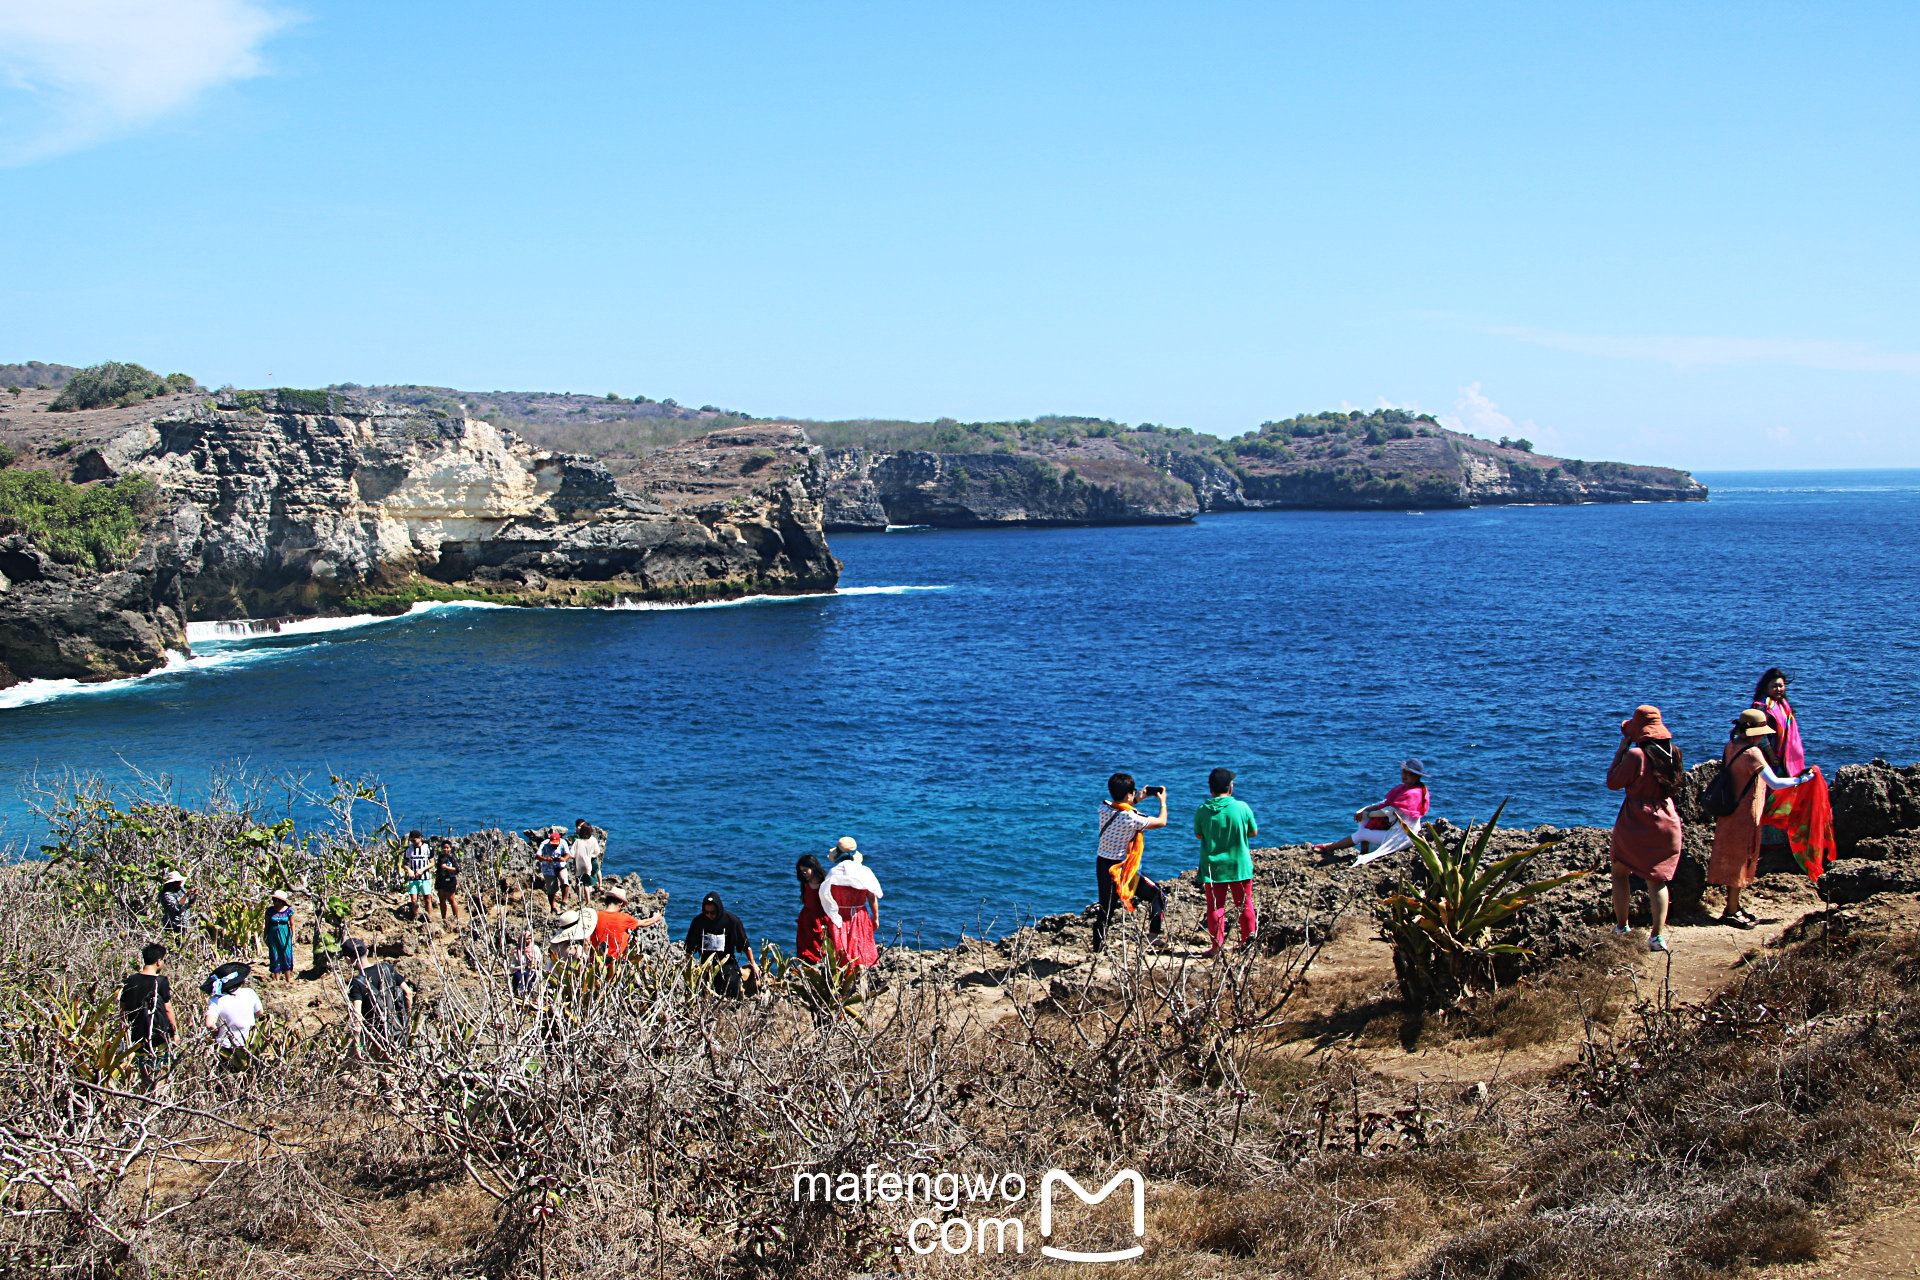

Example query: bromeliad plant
[1377,801,1590,1010]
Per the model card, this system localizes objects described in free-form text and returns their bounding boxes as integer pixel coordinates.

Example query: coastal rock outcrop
[822,429,1706,528]
[101,394,839,619]
[0,531,186,685]
[822,449,1196,531]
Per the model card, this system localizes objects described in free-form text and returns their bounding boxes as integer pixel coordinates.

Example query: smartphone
[1144,785,1165,796]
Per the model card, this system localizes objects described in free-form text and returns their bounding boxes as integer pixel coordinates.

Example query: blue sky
[2,2,1917,468]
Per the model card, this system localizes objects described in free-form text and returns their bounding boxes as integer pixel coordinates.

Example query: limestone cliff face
[0,532,187,686]
[110,393,839,619]
[822,449,1197,531]
[1218,435,1708,510]
[823,432,1704,527]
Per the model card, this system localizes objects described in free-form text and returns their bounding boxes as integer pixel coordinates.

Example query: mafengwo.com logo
[791,1164,1145,1261]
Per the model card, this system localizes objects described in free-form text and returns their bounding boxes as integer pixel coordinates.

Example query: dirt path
[1266,871,1831,1089]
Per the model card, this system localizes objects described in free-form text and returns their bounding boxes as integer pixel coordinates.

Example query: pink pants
[1203,880,1256,950]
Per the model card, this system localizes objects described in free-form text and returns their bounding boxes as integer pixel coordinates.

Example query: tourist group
[112,666,1829,1074]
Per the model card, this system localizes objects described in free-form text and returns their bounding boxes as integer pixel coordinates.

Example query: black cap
[339,938,370,961]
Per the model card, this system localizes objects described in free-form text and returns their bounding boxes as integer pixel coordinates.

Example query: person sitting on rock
[1313,759,1432,864]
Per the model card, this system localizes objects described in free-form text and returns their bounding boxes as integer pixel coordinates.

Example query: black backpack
[1701,758,1754,818]
[357,963,411,1045]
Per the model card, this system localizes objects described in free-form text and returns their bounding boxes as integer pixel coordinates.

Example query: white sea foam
[2,590,951,710]
[599,584,951,611]
[0,650,197,710]
[186,600,507,646]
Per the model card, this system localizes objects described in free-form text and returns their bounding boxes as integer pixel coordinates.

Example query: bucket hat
[1620,706,1674,742]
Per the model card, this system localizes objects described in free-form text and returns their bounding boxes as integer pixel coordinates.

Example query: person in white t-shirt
[570,819,606,904]
[203,963,266,1068]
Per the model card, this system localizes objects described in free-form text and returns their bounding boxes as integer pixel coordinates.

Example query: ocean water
[2,469,1915,946]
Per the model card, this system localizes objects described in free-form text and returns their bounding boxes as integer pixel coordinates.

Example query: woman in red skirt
[819,837,884,967]
[794,855,831,963]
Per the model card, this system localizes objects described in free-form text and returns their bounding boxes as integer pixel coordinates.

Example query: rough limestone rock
[822,448,1196,531]
[0,532,187,685]
[100,392,839,620]
[1829,761,1920,850]
[822,430,1706,527]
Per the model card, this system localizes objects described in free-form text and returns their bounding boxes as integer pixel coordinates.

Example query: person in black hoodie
[684,892,758,997]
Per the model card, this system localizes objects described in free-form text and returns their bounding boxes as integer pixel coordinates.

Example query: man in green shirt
[1194,767,1259,958]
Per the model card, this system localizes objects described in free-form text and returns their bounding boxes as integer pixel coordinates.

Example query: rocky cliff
[823,448,1196,530]
[115,394,839,619]
[821,416,1705,528]
[0,531,187,686]
[0,392,838,684]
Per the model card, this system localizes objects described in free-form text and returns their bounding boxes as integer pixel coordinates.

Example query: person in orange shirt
[589,886,663,961]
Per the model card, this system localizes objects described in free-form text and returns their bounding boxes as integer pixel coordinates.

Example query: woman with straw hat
[819,837,883,968]
[1607,706,1685,952]
[1708,708,1815,930]
[158,870,194,933]
[264,889,296,981]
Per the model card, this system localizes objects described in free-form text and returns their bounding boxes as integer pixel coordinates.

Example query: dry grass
[7,785,1920,1280]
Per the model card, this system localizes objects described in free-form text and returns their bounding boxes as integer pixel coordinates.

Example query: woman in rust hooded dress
[1608,705,1685,953]
[1709,708,1815,928]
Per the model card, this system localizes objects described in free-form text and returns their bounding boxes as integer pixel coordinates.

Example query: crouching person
[341,939,413,1060]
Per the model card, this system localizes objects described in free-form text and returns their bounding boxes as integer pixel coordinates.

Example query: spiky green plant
[1377,800,1590,1010]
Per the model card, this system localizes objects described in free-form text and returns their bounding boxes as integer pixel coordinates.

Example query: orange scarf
[1762,764,1835,881]
[1107,802,1144,910]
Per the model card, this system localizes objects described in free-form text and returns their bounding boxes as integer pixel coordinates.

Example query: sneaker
[1613,925,1631,935]
[1647,935,1671,953]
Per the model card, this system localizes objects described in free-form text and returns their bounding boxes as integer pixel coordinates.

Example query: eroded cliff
[0,392,839,684]
[823,425,1705,528]
[115,393,839,618]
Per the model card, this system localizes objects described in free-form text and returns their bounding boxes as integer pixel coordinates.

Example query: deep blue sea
[3,470,1915,945]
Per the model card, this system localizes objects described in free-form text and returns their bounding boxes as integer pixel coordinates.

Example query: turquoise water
[2,469,1914,944]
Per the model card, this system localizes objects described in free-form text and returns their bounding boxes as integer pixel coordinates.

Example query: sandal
[1719,911,1756,930]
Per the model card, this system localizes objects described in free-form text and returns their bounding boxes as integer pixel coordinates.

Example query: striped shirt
[1097,802,1151,860]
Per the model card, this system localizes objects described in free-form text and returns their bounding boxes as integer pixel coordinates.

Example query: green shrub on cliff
[49,362,183,411]
[0,471,156,570]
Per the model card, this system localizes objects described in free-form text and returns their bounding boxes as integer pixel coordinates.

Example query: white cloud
[1488,326,1920,374]
[1442,381,1512,435]
[0,0,291,165]
[1438,383,1563,451]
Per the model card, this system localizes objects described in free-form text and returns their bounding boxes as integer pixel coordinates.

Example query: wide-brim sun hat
[1736,708,1775,738]
[161,870,186,886]
[1400,758,1432,778]
[270,889,291,903]
[550,908,597,945]
[1620,705,1674,742]
[602,886,629,903]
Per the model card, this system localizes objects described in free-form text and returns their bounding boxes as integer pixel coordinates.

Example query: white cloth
[570,835,602,880]
[1351,814,1424,867]
[208,988,263,1048]
[819,857,885,920]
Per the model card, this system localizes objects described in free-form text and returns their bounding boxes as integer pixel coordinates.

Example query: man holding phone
[1093,772,1170,953]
